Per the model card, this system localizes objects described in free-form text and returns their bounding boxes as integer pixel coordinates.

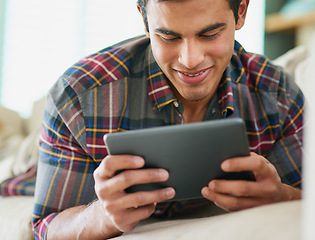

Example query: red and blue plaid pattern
[32,36,304,239]
[0,166,36,196]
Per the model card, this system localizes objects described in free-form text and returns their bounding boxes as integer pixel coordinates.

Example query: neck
[169,82,218,124]
[180,97,212,123]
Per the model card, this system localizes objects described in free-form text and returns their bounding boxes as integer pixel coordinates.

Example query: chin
[181,92,209,102]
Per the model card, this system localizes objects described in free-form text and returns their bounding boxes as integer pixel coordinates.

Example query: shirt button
[173,101,179,108]
[212,108,216,114]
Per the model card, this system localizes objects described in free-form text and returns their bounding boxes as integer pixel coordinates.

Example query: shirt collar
[216,67,235,118]
[218,40,248,118]
[145,41,245,116]
[146,46,177,113]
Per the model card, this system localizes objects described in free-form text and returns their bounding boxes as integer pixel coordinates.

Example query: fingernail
[202,187,209,196]
[209,181,215,190]
[221,161,229,170]
[159,170,169,180]
[134,157,144,166]
[165,188,175,198]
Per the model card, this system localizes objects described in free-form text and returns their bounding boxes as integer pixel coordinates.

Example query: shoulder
[45,36,151,144]
[59,36,150,94]
[231,41,285,92]
[231,41,304,126]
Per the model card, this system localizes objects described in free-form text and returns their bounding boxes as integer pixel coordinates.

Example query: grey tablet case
[104,118,255,201]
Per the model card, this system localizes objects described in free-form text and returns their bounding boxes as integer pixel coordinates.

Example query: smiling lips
[176,68,211,85]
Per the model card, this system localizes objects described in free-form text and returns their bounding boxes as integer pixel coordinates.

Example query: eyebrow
[154,22,227,37]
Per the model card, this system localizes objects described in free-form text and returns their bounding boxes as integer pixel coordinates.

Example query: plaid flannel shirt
[32,36,304,239]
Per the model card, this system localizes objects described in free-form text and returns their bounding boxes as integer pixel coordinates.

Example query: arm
[46,155,175,240]
[33,105,175,240]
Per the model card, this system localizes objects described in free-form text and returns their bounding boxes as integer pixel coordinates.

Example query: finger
[221,153,271,176]
[122,187,175,210]
[202,187,267,212]
[207,179,265,198]
[94,155,144,179]
[126,203,157,223]
[112,203,156,232]
[108,168,170,193]
[97,168,170,198]
[103,188,175,213]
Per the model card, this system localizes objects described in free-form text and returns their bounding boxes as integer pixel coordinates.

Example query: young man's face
[143,0,246,103]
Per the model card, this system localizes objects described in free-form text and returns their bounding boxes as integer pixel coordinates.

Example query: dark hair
[137,0,242,32]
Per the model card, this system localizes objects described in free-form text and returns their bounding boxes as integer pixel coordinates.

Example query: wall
[0,0,8,100]
[235,0,265,55]
[0,0,144,117]
[0,0,265,117]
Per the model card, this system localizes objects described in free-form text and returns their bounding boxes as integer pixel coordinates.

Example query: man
[32,0,304,239]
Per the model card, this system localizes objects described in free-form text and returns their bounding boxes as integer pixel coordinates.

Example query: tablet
[103,118,255,201]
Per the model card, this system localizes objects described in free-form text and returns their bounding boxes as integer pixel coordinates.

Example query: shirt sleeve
[32,92,98,240]
[266,70,305,188]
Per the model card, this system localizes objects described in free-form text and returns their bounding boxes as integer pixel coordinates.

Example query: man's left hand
[201,152,301,212]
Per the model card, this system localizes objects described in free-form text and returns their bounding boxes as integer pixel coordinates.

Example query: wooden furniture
[265,10,315,32]
[265,10,315,47]
[264,0,315,59]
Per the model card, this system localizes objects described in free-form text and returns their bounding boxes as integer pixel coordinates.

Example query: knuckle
[257,157,265,169]
[103,155,114,172]
[135,194,146,206]
[103,201,115,213]
[119,171,133,184]
[265,184,278,197]
[94,179,103,196]
[94,181,111,200]
[93,167,100,180]
[94,156,114,180]
[230,198,242,211]
[94,183,101,195]
[95,188,106,200]
[239,184,250,196]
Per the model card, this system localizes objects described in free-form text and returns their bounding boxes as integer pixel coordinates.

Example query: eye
[160,35,179,43]
[201,32,220,40]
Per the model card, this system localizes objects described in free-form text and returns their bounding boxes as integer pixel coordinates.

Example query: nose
[178,39,205,70]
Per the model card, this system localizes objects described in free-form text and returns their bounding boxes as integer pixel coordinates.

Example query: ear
[235,0,249,30]
[137,5,150,37]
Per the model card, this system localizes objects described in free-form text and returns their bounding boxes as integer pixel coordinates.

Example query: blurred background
[0,0,314,117]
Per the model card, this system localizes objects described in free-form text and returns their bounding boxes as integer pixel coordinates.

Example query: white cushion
[0,196,34,240]
[0,198,301,240]
[118,200,301,240]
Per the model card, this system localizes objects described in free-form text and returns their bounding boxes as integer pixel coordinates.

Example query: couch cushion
[117,200,301,240]
[0,130,39,196]
[0,166,36,196]
[0,138,38,186]
[0,196,34,240]
[0,105,25,183]
[0,198,301,240]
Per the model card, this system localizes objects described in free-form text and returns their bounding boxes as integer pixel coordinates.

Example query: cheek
[208,38,234,60]
[151,39,177,66]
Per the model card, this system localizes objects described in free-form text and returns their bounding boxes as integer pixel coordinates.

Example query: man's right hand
[93,154,176,237]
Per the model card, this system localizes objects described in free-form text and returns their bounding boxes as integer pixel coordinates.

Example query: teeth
[183,71,205,77]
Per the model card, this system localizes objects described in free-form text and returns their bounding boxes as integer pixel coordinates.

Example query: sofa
[0,45,313,240]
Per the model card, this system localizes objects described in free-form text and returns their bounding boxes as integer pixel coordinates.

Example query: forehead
[146,0,232,22]
[148,0,228,4]
[147,0,230,11]
[146,0,234,37]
